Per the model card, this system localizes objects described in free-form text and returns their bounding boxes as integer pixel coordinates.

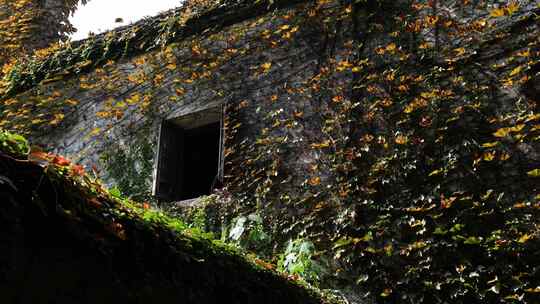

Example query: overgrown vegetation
[1,0,539,303]
[0,130,343,304]
[100,133,156,202]
[0,130,29,157]
[0,0,87,73]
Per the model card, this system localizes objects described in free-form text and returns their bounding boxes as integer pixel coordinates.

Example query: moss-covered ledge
[0,131,343,304]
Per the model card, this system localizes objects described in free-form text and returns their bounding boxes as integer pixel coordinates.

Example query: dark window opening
[182,122,221,200]
[154,117,223,202]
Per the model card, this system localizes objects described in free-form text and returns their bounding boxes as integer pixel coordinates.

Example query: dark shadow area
[181,122,221,200]
[0,147,326,304]
[154,120,222,202]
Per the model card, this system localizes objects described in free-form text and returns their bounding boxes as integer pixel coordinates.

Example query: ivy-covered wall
[0,131,341,304]
[1,0,337,194]
[1,0,539,303]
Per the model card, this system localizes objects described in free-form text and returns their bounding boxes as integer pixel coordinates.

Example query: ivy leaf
[52,155,71,166]
[510,66,522,77]
[490,8,506,18]
[70,164,85,177]
[308,176,321,186]
[464,236,482,245]
[482,142,499,148]
[506,2,519,15]
[527,169,540,177]
[518,234,532,243]
[493,128,510,137]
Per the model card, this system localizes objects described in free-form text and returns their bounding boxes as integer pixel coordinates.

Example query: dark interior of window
[181,122,221,200]
[154,120,221,202]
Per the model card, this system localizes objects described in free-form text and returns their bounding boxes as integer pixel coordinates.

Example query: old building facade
[1,0,539,302]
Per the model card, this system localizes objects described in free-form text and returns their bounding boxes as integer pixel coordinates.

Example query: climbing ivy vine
[0,0,539,303]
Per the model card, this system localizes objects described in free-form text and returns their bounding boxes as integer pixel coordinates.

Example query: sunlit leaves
[489,2,520,18]
[260,62,272,73]
[489,8,506,18]
[375,42,397,55]
[493,124,525,137]
[394,134,408,145]
[527,169,540,177]
[1,1,539,302]
[509,66,523,77]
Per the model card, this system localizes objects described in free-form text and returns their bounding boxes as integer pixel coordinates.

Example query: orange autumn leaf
[395,134,408,145]
[70,164,85,177]
[52,155,71,166]
[30,151,52,161]
[309,176,321,186]
[440,195,457,209]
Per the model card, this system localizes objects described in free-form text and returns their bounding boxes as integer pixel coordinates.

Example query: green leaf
[464,236,482,245]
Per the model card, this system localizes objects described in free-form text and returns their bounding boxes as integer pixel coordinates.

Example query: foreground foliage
[0,130,342,304]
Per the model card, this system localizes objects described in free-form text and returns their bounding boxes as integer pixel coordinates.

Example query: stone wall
[2,1,539,302]
[9,1,350,200]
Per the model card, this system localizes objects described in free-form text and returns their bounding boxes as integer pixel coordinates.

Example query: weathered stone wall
[10,1,351,199]
[2,1,540,302]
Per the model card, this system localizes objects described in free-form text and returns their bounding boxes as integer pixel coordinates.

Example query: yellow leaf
[454,47,466,56]
[169,86,182,96]
[126,94,141,104]
[385,43,397,53]
[404,103,415,113]
[524,113,540,122]
[490,8,506,18]
[482,142,499,148]
[90,128,101,136]
[311,141,331,149]
[65,99,79,106]
[398,84,409,92]
[518,234,531,243]
[493,128,510,137]
[395,135,408,145]
[429,168,443,176]
[509,66,522,77]
[509,124,525,132]
[506,2,519,15]
[261,62,272,73]
[516,49,530,57]
[483,152,495,161]
[50,113,65,125]
[380,288,392,297]
[527,169,540,177]
[525,287,540,293]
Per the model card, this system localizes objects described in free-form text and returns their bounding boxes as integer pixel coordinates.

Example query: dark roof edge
[2,0,311,98]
